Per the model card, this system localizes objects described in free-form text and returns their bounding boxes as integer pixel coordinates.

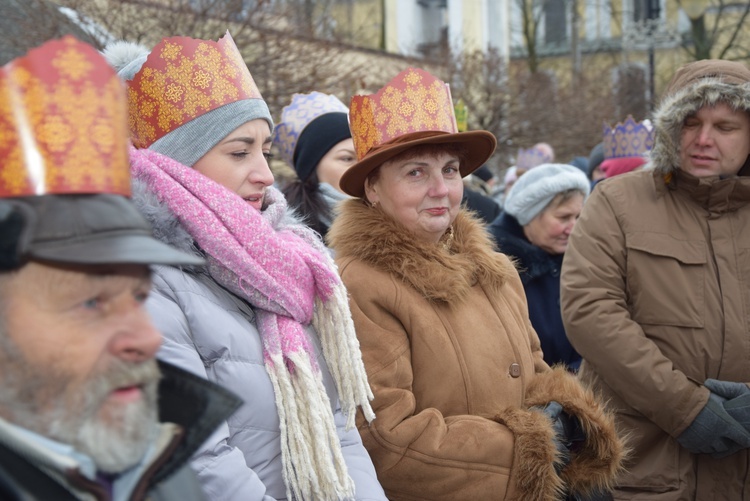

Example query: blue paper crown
[516,146,552,170]
[602,115,654,160]
[274,91,349,167]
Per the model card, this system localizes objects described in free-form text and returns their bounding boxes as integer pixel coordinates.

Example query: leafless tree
[56,0,375,115]
[675,0,750,61]
[442,47,512,167]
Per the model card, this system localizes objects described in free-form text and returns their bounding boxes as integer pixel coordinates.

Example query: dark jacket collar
[153,361,242,485]
[489,213,560,283]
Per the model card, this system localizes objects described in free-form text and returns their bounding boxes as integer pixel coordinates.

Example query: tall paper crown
[516,146,552,170]
[127,32,263,149]
[349,67,457,160]
[603,115,654,160]
[274,91,349,166]
[0,36,130,197]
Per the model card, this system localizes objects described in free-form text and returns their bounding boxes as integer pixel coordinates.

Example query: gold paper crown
[127,32,263,148]
[603,115,654,160]
[349,67,457,160]
[0,36,130,197]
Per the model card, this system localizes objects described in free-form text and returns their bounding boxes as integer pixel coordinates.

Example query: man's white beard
[0,332,162,473]
[49,361,162,473]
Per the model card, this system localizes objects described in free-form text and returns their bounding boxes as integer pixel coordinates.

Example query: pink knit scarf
[130,147,373,501]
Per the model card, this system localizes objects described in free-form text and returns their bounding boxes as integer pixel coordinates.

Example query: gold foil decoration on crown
[349,68,458,160]
[127,31,263,149]
[0,36,130,197]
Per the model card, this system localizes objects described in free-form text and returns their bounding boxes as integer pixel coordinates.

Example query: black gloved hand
[532,401,586,474]
[704,379,750,430]
[676,392,750,458]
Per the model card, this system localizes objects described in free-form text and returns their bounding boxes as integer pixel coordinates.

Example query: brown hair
[545,188,585,212]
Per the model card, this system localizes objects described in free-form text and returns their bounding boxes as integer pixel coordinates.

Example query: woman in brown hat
[327,68,625,501]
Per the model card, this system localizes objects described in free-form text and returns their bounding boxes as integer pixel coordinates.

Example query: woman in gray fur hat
[488,164,590,371]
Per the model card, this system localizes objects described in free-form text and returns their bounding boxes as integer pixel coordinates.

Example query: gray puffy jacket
[135,181,386,501]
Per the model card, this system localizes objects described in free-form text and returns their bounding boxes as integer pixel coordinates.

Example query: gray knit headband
[151,100,274,167]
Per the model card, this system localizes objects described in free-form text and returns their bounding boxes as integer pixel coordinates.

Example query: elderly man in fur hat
[0,37,240,500]
[562,60,750,499]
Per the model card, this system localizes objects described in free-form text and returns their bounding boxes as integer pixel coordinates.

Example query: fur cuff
[525,366,626,496]
[493,407,565,501]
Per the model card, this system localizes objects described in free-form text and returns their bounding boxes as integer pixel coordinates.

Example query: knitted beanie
[103,39,274,168]
[293,112,351,182]
[600,156,647,178]
[473,164,494,183]
[587,142,605,178]
[504,163,590,225]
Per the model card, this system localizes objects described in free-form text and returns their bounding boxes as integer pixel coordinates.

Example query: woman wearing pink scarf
[104,33,384,501]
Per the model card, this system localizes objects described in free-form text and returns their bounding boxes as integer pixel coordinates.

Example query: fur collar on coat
[327,199,516,304]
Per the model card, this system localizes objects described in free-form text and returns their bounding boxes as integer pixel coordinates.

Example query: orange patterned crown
[0,36,130,197]
[349,67,458,160]
[127,32,263,149]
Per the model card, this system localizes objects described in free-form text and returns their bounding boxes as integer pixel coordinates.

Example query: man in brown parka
[561,59,750,500]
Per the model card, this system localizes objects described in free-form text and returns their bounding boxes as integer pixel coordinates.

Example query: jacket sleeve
[342,263,564,501]
[560,185,708,437]
[147,269,276,501]
[331,398,388,500]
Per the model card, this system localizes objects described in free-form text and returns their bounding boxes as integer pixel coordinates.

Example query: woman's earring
[442,225,454,251]
[371,200,378,209]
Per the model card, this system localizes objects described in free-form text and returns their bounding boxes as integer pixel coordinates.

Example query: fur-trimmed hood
[327,199,516,303]
[651,61,750,174]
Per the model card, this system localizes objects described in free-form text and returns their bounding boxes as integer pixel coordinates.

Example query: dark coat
[0,361,241,501]
[462,186,501,224]
[489,212,581,371]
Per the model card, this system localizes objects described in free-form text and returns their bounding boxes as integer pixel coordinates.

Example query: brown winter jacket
[328,201,624,501]
[561,60,750,500]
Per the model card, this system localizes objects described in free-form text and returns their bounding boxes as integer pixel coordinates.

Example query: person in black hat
[275,92,356,239]
[462,164,501,224]
[0,37,240,501]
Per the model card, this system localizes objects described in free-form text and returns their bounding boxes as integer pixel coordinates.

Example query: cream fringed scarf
[130,147,374,501]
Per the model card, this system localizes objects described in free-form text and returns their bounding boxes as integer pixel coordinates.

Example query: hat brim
[30,233,204,267]
[340,130,497,198]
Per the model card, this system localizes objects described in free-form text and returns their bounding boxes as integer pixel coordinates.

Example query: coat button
[509,363,521,378]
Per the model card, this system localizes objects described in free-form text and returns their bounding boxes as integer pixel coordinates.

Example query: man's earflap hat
[0,36,202,269]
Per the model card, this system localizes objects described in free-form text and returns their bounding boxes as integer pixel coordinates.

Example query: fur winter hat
[652,59,750,174]
[504,163,590,225]
[103,34,274,168]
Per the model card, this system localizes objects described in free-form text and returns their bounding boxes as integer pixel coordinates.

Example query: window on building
[416,0,448,57]
[633,0,661,22]
[615,64,648,119]
[544,0,567,45]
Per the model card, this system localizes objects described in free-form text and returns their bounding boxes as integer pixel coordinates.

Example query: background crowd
[0,26,749,501]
